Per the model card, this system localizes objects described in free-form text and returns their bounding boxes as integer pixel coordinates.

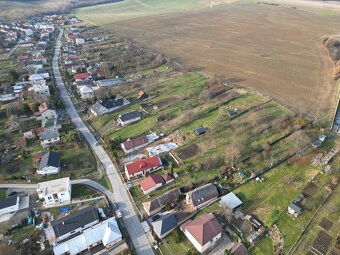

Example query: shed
[194,127,205,136]
[219,192,243,210]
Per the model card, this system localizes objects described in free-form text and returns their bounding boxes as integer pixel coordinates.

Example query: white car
[116,210,122,218]
[98,208,106,219]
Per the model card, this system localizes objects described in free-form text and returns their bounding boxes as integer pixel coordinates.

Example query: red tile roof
[97,70,105,76]
[32,127,45,135]
[181,213,222,246]
[162,173,174,182]
[122,136,148,151]
[14,138,27,147]
[125,156,162,176]
[74,73,89,80]
[139,174,165,191]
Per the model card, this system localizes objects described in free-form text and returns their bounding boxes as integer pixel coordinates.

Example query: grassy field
[71,184,100,199]
[249,236,275,255]
[73,0,235,25]
[75,1,340,122]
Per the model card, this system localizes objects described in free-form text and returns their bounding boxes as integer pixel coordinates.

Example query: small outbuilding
[194,127,205,136]
[219,192,243,211]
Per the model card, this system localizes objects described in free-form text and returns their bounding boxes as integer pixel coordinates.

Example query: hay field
[77,1,340,121]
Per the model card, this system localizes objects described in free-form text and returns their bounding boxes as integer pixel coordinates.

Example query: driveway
[52,28,153,255]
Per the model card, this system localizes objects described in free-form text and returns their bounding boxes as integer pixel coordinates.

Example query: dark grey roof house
[194,127,205,135]
[37,151,61,176]
[90,96,130,117]
[51,205,99,242]
[186,183,218,211]
[0,195,20,216]
[152,213,177,239]
[117,110,142,126]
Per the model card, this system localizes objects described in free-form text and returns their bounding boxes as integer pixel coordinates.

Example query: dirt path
[133,0,154,9]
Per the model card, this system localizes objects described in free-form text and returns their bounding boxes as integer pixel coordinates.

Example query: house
[247,226,265,244]
[74,73,90,81]
[48,205,100,243]
[0,93,16,102]
[288,202,302,217]
[137,91,148,100]
[36,68,50,78]
[40,129,60,148]
[230,243,249,255]
[75,37,85,45]
[96,78,121,87]
[75,79,94,88]
[42,118,61,131]
[29,73,44,82]
[117,110,142,126]
[181,213,223,253]
[14,138,27,148]
[0,196,20,216]
[194,127,205,136]
[151,213,177,239]
[219,192,243,211]
[39,102,56,120]
[37,151,61,175]
[142,188,181,216]
[121,136,149,154]
[186,183,218,211]
[65,62,86,74]
[139,174,165,194]
[162,173,174,183]
[124,155,163,180]
[90,96,130,117]
[34,53,47,64]
[33,83,50,96]
[52,217,122,255]
[37,177,71,205]
[79,86,94,99]
[24,130,35,139]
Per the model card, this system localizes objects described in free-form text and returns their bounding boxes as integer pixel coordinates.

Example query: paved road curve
[52,29,154,255]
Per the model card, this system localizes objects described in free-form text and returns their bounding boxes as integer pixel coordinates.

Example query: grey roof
[100,98,124,109]
[97,78,121,86]
[0,195,18,210]
[142,188,181,214]
[76,80,94,87]
[152,214,177,237]
[52,205,99,238]
[194,127,205,134]
[119,110,141,122]
[220,192,243,210]
[41,129,59,141]
[187,183,218,207]
[39,151,60,170]
[36,68,49,74]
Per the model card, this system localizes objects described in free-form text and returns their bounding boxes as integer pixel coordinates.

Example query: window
[48,196,52,200]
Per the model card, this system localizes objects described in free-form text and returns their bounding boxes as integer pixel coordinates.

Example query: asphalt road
[52,28,154,255]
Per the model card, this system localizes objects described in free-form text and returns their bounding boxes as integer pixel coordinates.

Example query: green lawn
[73,0,204,25]
[71,184,99,199]
[129,185,143,198]
[99,175,112,192]
[11,227,34,240]
[159,227,197,255]
[249,236,274,255]
[0,189,6,199]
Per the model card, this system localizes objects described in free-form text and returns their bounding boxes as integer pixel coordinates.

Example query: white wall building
[37,177,71,206]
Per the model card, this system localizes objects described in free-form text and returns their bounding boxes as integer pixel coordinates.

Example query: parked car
[116,210,122,218]
[8,192,17,197]
[27,217,33,225]
[27,211,32,218]
[98,208,106,219]
[21,219,26,225]
[113,202,118,209]
[33,208,40,217]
